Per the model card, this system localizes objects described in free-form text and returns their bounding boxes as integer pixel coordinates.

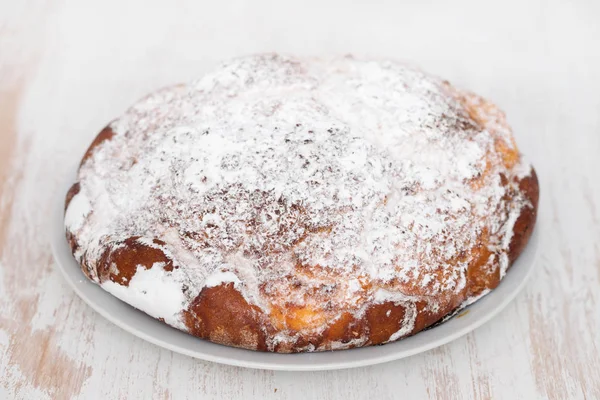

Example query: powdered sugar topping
[66,54,531,342]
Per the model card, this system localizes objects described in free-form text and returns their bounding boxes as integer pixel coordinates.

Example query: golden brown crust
[508,170,539,264]
[80,125,115,167]
[65,182,80,212]
[65,182,82,254]
[183,283,271,351]
[97,237,175,285]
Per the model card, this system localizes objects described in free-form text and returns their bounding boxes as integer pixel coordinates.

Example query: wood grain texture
[0,0,599,399]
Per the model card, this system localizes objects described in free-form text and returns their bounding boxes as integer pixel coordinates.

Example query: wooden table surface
[1,0,599,399]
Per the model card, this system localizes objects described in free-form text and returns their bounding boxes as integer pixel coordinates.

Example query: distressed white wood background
[1,0,599,399]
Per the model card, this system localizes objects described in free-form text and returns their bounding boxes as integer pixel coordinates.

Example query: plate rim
[51,174,539,371]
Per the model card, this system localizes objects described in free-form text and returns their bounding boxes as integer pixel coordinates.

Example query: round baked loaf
[65,54,538,352]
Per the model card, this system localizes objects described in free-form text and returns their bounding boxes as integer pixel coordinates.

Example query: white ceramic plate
[51,177,539,371]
